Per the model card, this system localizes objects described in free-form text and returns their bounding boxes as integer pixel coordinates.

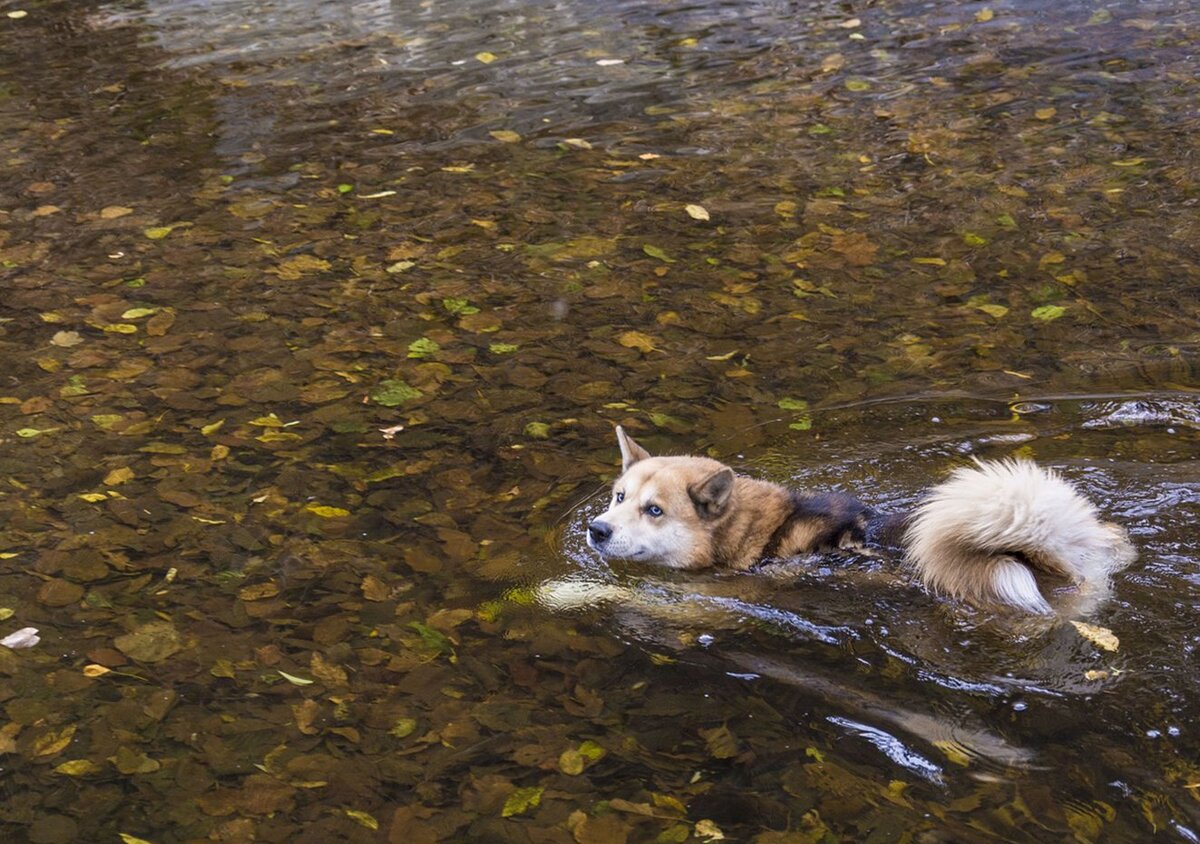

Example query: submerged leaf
[618,331,658,353]
[371,380,422,407]
[277,670,315,686]
[501,785,544,817]
[642,244,675,263]
[1031,304,1067,321]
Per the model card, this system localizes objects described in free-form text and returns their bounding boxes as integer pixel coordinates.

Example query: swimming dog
[585,427,1135,614]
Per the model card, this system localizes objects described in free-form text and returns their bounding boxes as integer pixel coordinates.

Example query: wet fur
[587,427,1135,614]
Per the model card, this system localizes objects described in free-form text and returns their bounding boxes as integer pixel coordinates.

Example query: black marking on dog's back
[762,491,910,560]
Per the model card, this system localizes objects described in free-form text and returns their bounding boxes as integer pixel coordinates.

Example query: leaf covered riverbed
[1,0,1199,841]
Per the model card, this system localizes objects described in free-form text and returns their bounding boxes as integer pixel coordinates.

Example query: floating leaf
[0,627,39,648]
[1111,158,1147,167]
[99,205,133,219]
[977,303,1009,318]
[975,7,994,22]
[1034,107,1056,120]
[118,835,155,844]
[1072,621,1119,652]
[844,79,871,92]
[121,307,158,319]
[143,226,174,240]
[489,342,519,354]
[489,130,521,143]
[912,257,946,266]
[684,204,710,221]
[777,397,809,411]
[961,232,988,247]
[501,785,545,817]
[475,51,497,64]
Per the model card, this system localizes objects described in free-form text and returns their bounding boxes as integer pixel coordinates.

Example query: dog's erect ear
[616,426,651,473]
[689,467,735,519]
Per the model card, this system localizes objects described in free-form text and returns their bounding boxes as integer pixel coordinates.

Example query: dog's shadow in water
[539,521,1125,780]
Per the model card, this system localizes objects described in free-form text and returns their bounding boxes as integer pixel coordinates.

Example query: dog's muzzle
[587,520,612,549]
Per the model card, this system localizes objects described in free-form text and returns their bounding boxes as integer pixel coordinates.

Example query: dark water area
[1,0,1200,841]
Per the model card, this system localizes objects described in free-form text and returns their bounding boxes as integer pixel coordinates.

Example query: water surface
[1,0,1199,841]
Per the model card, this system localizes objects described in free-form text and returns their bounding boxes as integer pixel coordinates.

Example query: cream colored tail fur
[906,459,1135,614]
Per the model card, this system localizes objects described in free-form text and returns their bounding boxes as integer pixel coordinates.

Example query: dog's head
[586,427,735,569]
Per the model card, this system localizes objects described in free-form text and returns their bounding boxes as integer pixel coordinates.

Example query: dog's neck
[710,477,800,570]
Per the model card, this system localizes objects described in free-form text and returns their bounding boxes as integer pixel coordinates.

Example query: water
[1,0,1199,840]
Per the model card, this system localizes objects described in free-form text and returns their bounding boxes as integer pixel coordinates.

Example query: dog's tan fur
[587,427,1135,614]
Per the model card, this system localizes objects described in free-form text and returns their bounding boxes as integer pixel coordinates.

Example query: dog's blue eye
[615,491,624,503]
[646,504,663,517]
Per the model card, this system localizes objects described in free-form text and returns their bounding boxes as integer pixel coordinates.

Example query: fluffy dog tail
[905,459,1135,614]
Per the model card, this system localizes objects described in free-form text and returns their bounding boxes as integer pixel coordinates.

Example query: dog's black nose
[587,520,612,544]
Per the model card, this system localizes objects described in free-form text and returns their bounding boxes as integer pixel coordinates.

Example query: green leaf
[777,397,809,411]
[524,421,551,439]
[501,785,545,817]
[443,297,481,315]
[1031,305,1067,321]
[371,380,422,407]
[489,342,519,354]
[407,337,441,359]
[642,244,675,263]
[408,622,454,654]
[337,183,354,194]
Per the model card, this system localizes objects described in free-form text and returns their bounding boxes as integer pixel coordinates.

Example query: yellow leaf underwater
[618,331,658,353]
[684,204,710,221]
[305,504,351,518]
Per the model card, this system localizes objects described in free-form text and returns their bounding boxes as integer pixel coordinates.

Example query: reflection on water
[1,0,1200,839]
